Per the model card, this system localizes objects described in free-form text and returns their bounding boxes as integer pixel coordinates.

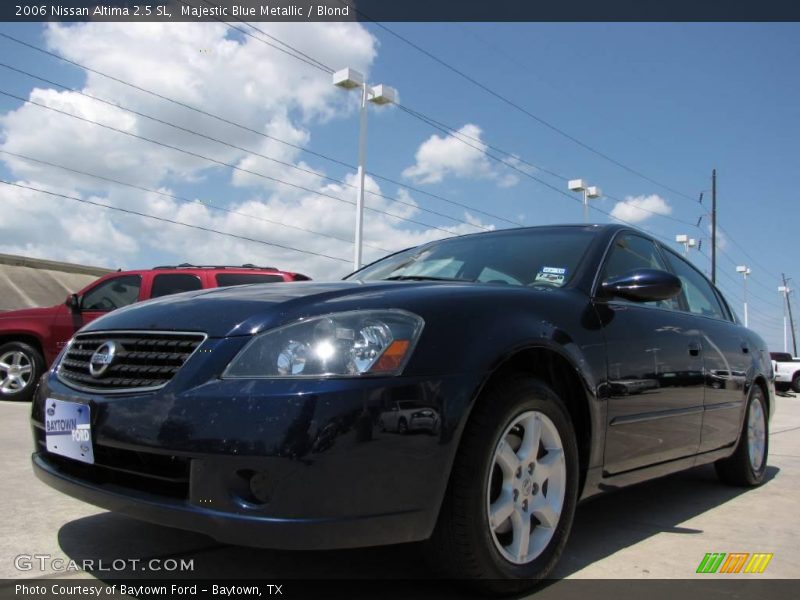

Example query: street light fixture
[779,284,790,352]
[333,68,398,271]
[736,265,751,327]
[675,234,697,256]
[568,179,602,223]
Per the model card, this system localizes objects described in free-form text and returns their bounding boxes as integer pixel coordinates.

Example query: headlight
[223,310,424,379]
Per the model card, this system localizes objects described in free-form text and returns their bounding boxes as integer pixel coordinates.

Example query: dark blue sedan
[31,224,773,592]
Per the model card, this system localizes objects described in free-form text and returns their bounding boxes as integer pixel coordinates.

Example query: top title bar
[3,0,800,22]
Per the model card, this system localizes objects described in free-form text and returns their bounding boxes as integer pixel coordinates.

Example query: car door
[51,274,143,348]
[594,233,704,474]
[660,248,750,452]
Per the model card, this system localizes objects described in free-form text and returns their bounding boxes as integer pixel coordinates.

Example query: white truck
[771,352,800,393]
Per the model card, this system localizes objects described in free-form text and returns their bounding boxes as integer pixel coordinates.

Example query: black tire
[397,418,408,434]
[425,376,579,594]
[792,374,800,394]
[0,341,45,402]
[715,385,769,487]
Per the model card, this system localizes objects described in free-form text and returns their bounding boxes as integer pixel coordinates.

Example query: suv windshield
[348,228,596,288]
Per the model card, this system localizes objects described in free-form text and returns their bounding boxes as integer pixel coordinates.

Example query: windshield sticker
[535,267,567,286]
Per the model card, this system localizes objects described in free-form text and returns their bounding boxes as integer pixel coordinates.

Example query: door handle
[688,342,701,357]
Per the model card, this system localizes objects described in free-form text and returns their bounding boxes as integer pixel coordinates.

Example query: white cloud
[402,123,518,187]
[610,194,672,224]
[0,23,490,279]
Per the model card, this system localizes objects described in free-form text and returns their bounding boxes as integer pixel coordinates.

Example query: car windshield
[347,228,596,288]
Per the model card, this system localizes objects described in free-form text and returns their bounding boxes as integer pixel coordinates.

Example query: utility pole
[711,169,717,285]
[783,273,798,356]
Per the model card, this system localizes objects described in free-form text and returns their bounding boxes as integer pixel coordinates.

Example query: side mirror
[65,293,81,312]
[601,268,682,303]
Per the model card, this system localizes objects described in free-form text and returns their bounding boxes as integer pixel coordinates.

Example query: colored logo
[696,552,773,574]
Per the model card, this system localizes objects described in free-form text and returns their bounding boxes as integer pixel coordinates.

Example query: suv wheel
[0,341,44,402]
[425,377,579,593]
[715,385,769,486]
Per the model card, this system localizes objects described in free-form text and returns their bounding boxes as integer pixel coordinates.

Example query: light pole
[675,234,697,256]
[736,265,751,327]
[568,179,602,223]
[333,68,397,271]
[779,284,790,352]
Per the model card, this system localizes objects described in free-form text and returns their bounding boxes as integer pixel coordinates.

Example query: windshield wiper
[382,275,472,282]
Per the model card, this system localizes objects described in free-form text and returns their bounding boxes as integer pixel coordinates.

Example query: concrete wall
[0,254,112,312]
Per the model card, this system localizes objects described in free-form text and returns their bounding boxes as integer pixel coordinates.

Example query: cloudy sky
[0,22,797,350]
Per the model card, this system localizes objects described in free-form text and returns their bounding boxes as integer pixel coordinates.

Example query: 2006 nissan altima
[32,224,772,592]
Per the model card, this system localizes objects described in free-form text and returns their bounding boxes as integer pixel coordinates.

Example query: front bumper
[31,366,478,550]
[32,452,427,550]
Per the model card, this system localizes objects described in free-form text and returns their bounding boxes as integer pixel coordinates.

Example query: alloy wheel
[0,350,33,395]
[486,410,567,565]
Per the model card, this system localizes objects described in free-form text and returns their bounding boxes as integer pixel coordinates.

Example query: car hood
[81,280,494,338]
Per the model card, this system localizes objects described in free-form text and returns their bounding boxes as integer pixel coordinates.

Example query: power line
[0,27,702,234]
[0,32,524,229]
[398,103,568,181]
[0,180,351,264]
[0,62,490,233]
[176,0,334,74]
[716,222,783,282]
[0,25,723,248]
[220,21,706,231]
[703,252,784,324]
[196,0,335,73]
[204,19,705,230]
[0,149,393,254]
[358,17,703,205]
[398,103,703,229]
[0,88,466,236]
[713,243,783,307]
[0,32,349,167]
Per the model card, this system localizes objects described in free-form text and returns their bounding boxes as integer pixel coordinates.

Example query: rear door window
[216,273,285,287]
[151,274,203,299]
[662,251,728,320]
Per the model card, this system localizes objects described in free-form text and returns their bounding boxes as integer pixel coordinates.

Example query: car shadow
[56,464,779,589]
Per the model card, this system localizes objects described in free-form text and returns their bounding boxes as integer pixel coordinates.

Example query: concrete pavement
[1,392,798,585]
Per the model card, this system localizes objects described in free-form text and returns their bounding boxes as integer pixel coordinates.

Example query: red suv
[0,264,309,401]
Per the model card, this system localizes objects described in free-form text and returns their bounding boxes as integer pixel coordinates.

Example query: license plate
[45,399,94,464]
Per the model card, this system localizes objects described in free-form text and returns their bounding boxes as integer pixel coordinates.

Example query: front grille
[57,330,206,393]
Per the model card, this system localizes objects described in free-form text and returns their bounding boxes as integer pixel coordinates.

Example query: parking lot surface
[1,392,798,585]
